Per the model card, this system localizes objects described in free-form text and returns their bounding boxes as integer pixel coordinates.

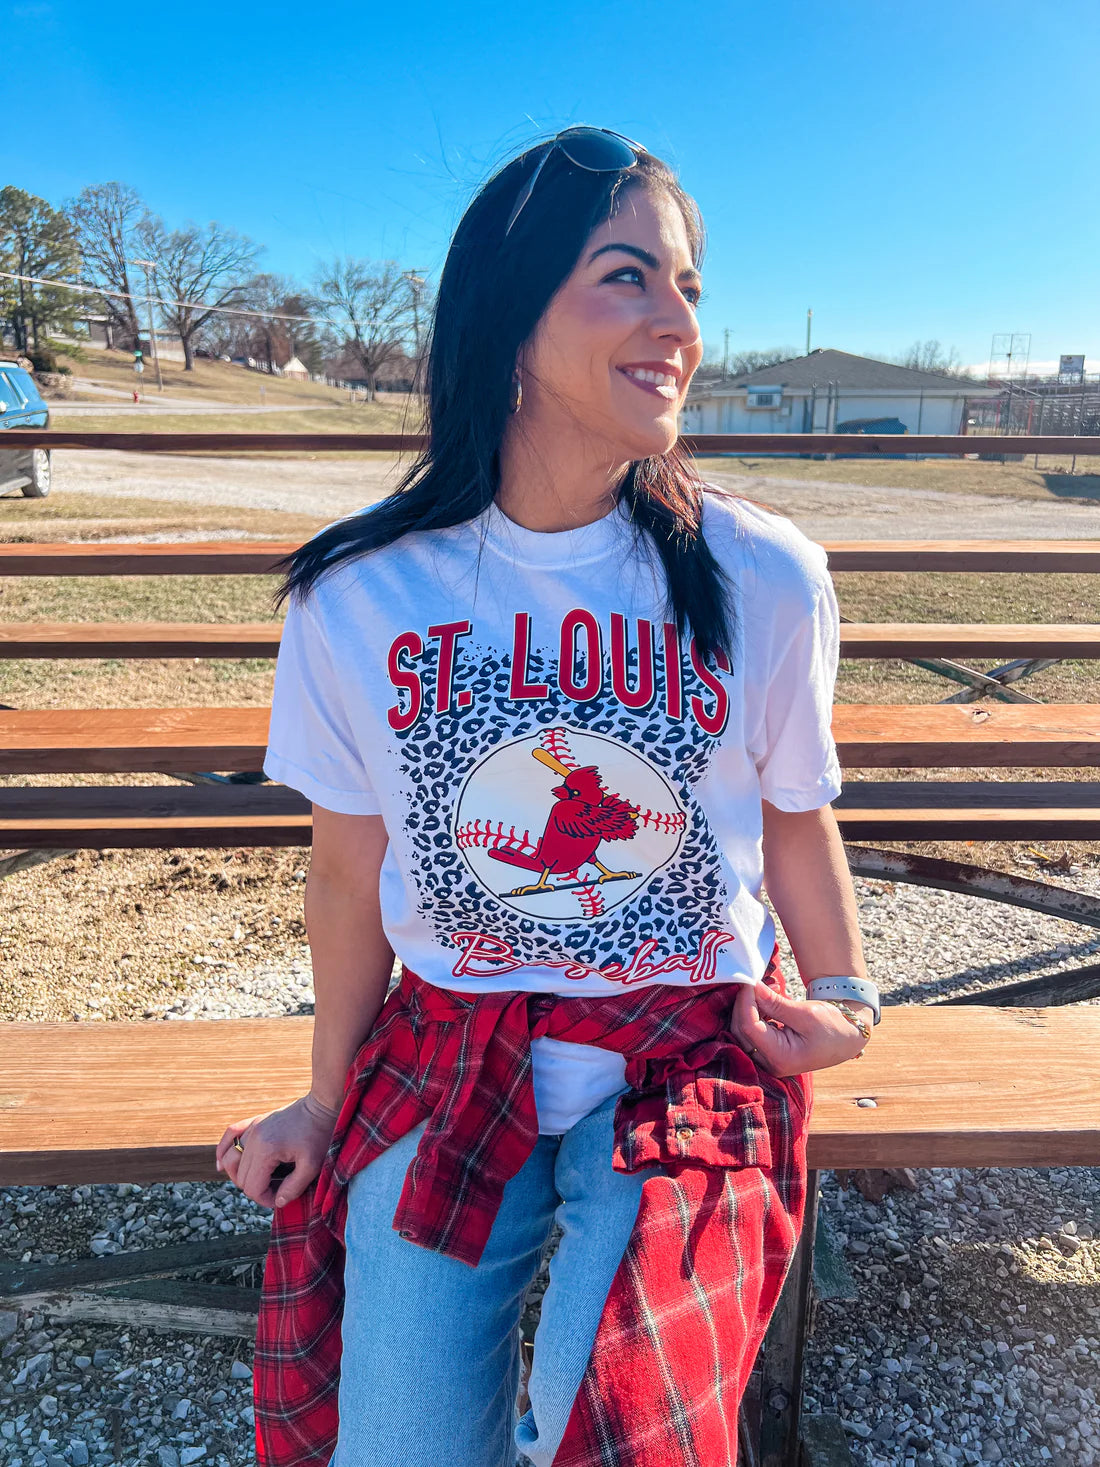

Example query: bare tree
[891,339,972,379]
[195,275,324,373]
[0,186,86,353]
[313,258,418,400]
[701,346,800,378]
[66,182,149,349]
[196,309,255,363]
[136,217,261,370]
[239,272,295,372]
[233,274,323,373]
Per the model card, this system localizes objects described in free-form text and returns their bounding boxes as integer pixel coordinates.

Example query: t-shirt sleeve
[262,590,383,816]
[751,572,843,812]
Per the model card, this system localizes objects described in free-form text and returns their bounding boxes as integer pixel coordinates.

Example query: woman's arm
[305,805,396,1110]
[760,800,868,988]
[732,799,872,1075]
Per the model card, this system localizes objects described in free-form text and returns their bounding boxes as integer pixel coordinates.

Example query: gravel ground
[3,862,1100,1465]
[45,449,1100,539]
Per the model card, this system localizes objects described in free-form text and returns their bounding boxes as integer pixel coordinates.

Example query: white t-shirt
[263,487,842,1133]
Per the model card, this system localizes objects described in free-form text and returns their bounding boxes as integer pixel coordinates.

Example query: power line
[0,268,339,328]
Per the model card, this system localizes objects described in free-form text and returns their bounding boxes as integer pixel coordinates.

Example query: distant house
[74,315,185,362]
[280,355,310,381]
[322,348,418,393]
[681,349,997,437]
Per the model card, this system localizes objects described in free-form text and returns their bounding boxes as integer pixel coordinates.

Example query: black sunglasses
[504,127,645,238]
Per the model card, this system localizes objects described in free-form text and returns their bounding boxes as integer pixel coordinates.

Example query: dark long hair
[270,135,736,664]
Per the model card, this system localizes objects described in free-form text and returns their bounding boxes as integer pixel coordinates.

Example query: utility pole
[722,328,731,377]
[130,259,163,392]
[806,308,813,356]
[402,270,428,390]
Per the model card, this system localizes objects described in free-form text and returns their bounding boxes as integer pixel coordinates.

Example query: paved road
[47,449,404,517]
[51,401,344,415]
[35,450,1100,540]
[704,467,1100,539]
[49,378,354,416]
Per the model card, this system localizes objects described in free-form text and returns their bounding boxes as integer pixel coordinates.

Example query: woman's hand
[733,982,871,1077]
[215,1094,339,1210]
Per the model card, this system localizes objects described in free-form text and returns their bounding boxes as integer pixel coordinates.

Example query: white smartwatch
[805,975,881,1025]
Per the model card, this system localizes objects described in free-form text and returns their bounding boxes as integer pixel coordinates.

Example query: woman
[216,127,878,1467]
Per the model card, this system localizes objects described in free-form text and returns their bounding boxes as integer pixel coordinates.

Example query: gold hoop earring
[510,370,523,414]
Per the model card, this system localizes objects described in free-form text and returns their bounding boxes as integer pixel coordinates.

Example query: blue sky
[7,0,1099,373]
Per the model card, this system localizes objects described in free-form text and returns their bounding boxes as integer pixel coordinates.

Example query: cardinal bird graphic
[486,749,642,897]
[454,726,688,919]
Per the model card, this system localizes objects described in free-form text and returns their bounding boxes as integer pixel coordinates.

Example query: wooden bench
[4,527,1099,1464]
[4,620,1100,662]
[3,703,1099,852]
[21,1003,1093,1185]
[0,1006,1096,1466]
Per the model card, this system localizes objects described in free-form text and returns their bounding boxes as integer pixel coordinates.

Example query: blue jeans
[329,1088,659,1467]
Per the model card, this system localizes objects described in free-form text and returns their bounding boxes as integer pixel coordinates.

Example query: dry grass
[44,403,420,450]
[0,486,326,548]
[694,454,1100,504]
[1,479,1098,1021]
[59,349,363,407]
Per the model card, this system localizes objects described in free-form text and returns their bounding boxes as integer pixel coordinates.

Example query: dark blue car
[835,416,908,435]
[0,360,51,496]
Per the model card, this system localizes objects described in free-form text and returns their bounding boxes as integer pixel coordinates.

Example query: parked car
[833,415,910,460]
[0,360,51,496]
[835,416,908,435]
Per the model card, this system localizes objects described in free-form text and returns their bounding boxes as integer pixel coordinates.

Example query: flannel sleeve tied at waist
[253,948,811,1467]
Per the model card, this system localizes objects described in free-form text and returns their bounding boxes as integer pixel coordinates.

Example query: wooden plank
[760,1173,820,1467]
[0,622,283,658]
[839,624,1100,658]
[0,542,297,577]
[0,707,272,774]
[4,794,1097,849]
[833,703,1100,767]
[824,541,1100,573]
[938,960,1100,1008]
[13,1284,260,1339]
[835,779,1100,838]
[5,621,1100,660]
[3,429,1099,456]
[843,845,1100,929]
[0,1236,269,1297]
[0,430,425,452]
[3,540,1100,578]
[0,1007,1097,1185]
[838,811,1100,840]
[0,782,311,849]
[837,780,1100,809]
[2,704,1098,777]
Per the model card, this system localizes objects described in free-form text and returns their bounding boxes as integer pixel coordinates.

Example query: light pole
[130,259,163,392]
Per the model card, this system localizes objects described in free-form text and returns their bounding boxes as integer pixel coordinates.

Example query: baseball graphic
[453,724,687,922]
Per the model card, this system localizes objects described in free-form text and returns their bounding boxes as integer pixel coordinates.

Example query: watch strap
[806,975,881,1025]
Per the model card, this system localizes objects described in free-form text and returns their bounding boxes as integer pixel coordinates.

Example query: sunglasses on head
[504,127,645,238]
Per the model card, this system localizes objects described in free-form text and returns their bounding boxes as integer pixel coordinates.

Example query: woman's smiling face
[517,184,704,461]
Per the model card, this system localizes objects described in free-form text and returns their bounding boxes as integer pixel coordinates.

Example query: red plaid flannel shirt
[253,949,811,1467]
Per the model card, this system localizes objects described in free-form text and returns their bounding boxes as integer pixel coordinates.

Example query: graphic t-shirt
[262,487,843,1132]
